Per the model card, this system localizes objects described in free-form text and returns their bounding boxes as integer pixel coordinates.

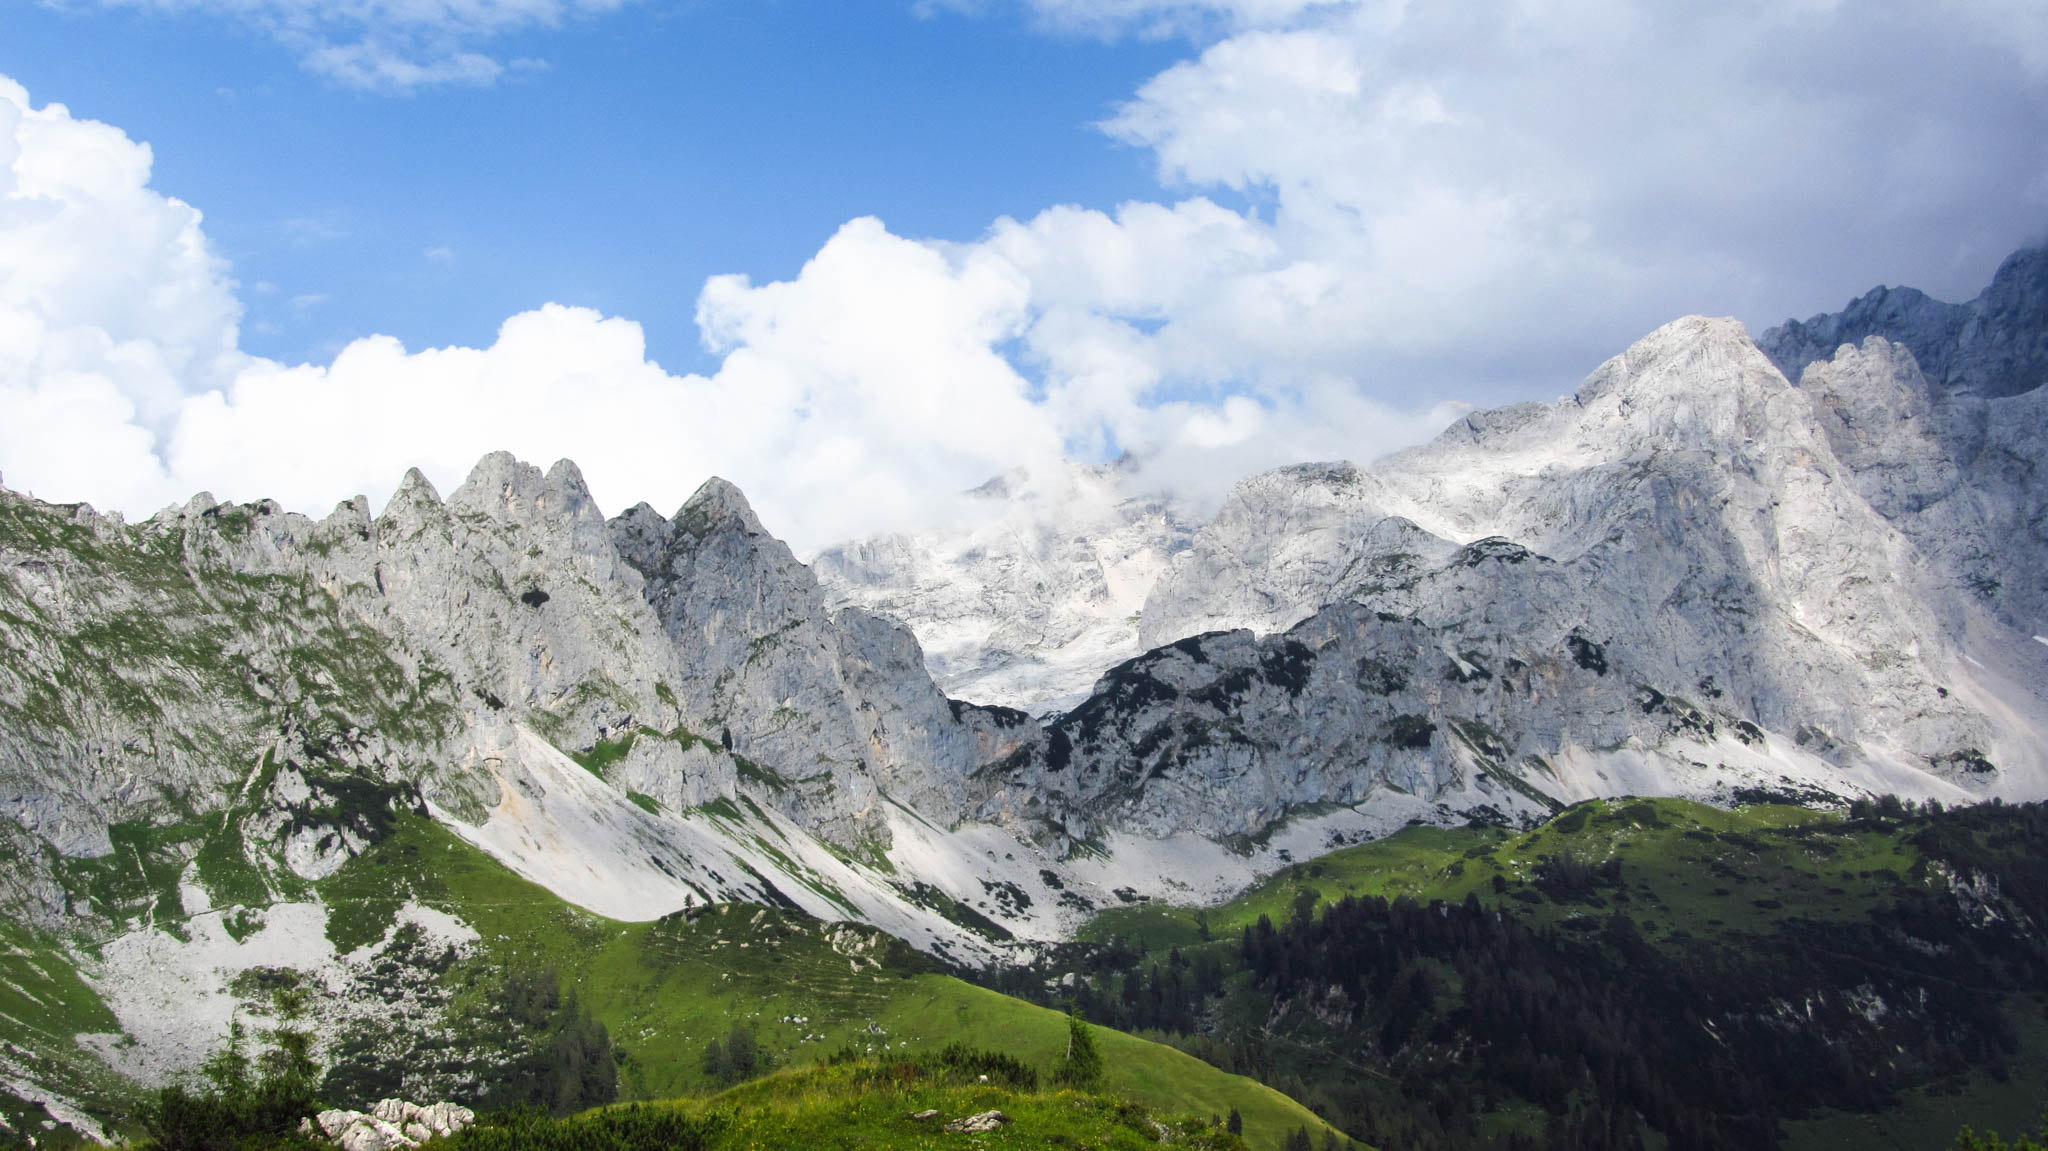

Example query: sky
[1,0,2044,552]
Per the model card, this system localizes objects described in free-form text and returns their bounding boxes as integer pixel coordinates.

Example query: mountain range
[2,240,2045,1141]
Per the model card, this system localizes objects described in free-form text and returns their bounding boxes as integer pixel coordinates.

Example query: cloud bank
[2,1,2045,549]
[0,76,1455,550]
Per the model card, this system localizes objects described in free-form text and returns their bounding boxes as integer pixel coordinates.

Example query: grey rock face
[609,479,1022,840]
[1095,313,2048,842]
[1792,337,2048,644]
[1135,463,1452,650]
[0,448,1027,953]
[613,478,885,841]
[1760,242,2048,398]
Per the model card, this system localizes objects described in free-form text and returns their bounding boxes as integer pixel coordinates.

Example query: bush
[448,1103,721,1151]
[846,1042,1040,1092]
[1954,1117,2048,1151]
[702,1024,768,1087]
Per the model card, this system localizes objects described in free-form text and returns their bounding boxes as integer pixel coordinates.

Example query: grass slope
[317,812,1343,1151]
[1082,797,1917,950]
[456,1059,1261,1151]
[0,920,127,1142]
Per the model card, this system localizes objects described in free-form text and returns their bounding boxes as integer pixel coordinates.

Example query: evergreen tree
[724,1024,760,1081]
[138,989,322,1151]
[1053,1013,1104,1090]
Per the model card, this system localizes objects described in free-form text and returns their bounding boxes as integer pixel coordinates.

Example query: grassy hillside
[313,812,1346,1151]
[23,792,2041,1151]
[982,797,2048,1151]
[0,920,128,1143]
[1080,798,1916,949]
[449,1053,1279,1151]
[0,797,1343,1149]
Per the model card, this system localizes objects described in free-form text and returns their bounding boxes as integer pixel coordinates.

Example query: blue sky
[1,1,2044,549]
[1,2,1181,372]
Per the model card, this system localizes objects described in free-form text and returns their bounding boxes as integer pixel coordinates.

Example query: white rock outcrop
[312,1099,474,1151]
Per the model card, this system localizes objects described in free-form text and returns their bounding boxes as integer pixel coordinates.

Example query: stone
[311,1100,475,1149]
[946,1110,1010,1132]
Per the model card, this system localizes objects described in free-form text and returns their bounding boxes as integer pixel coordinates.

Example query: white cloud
[0,81,1071,547]
[94,0,630,92]
[5,0,2047,552]
[0,75,244,497]
[0,74,1456,551]
[980,0,2048,404]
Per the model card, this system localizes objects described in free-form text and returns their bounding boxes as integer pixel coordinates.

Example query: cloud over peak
[3,0,2045,548]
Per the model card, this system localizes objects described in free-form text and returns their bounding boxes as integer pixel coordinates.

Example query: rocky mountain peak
[674,475,768,542]
[151,489,218,526]
[448,451,595,523]
[542,458,598,510]
[1759,239,2048,398]
[380,467,445,529]
[606,501,670,579]
[813,460,1199,711]
[1577,315,1791,425]
[1956,241,2048,397]
[324,493,374,531]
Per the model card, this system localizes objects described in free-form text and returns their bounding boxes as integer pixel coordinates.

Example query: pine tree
[1053,1013,1104,1090]
[725,1024,760,1081]
[139,989,322,1150]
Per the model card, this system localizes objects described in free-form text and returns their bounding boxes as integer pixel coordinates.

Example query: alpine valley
[4,244,2048,1151]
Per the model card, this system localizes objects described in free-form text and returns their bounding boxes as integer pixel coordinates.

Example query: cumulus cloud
[1014,0,2048,406]
[0,77,1066,546]
[0,76,243,508]
[0,74,1463,550]
[94,0,628,91]
[167,219,1069,549]
[5,0,2046,551]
